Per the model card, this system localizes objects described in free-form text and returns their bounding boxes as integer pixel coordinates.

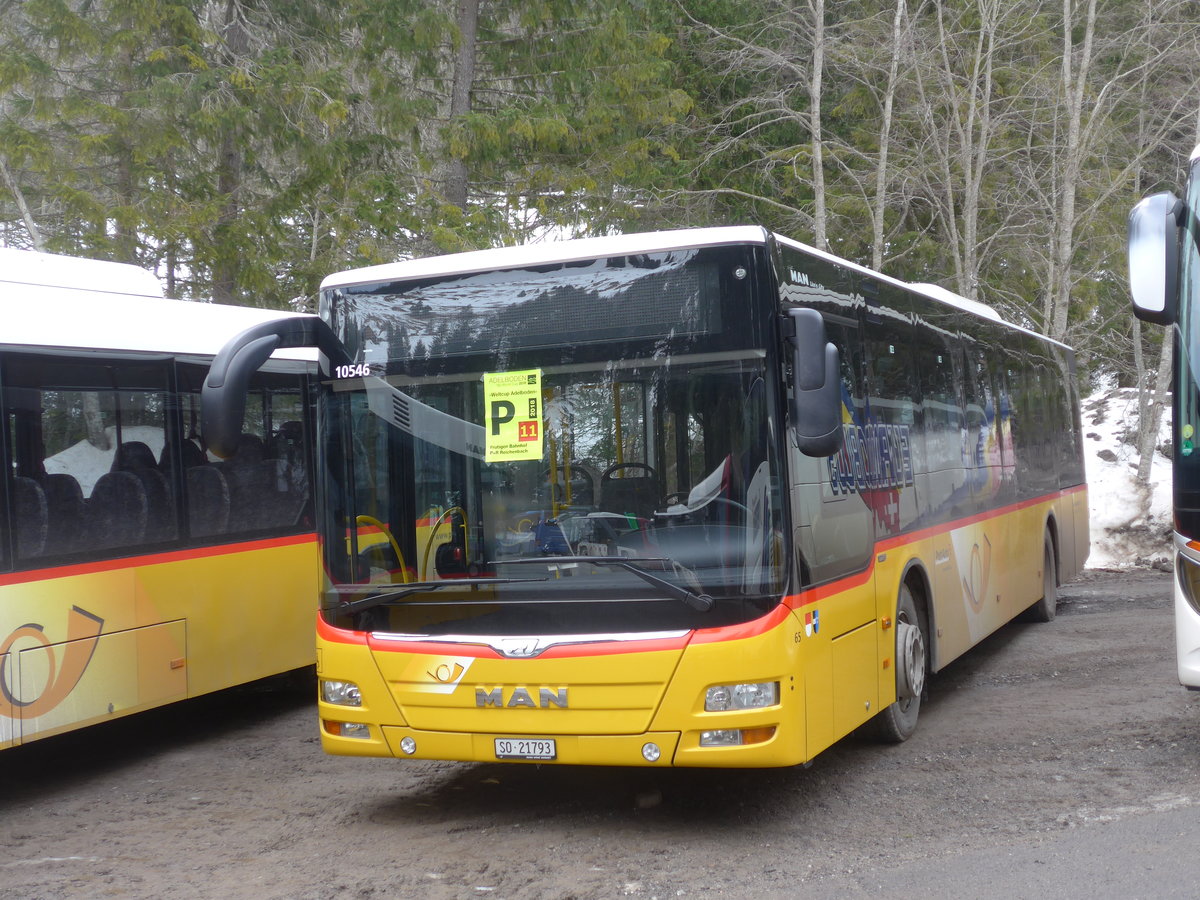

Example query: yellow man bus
[205,227,1088,767]
[0,249,317,749]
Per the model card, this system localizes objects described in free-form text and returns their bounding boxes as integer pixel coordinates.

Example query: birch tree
[907,0,1037,301]
[669,0,835,247]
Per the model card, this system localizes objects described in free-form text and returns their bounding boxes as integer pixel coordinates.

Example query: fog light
[321,679,362,707]
[641,742,661,762]
[704,681,779,711]
[324,720,370,739]
[700,729,742,747]
[697,726,778,747]
[400,736,417,755]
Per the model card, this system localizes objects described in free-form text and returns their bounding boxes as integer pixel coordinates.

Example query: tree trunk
[213,0,251,305]
[1047,0,1097,342]
[83,394,110,451]
[443,0,479,212]
[808,0,827,251]
[1135,323,1171,486]
[870,0,908,271]
[0,155,45,250]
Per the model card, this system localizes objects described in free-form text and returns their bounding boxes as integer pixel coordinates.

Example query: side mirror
[202,315,349,459]
[1128,191,1183,326]
[787,307,843,457]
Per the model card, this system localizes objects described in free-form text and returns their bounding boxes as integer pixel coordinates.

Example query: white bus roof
[318,226,1060,345]
[0,247,165,297]
[320,226,772,291]
[0,249,316,362]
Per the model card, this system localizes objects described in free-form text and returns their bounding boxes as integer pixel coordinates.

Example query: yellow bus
[205,227,1088,767]
[0,249,317,749]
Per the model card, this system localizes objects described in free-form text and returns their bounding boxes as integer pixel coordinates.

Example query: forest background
[1,0,1198,505]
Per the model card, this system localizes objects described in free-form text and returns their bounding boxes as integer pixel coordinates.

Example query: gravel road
[2,566,1197,899]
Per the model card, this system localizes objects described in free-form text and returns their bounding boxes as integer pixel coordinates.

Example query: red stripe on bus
[787,484,1083,609]
[356,634,698,660]
[318,614,368,646]
[318,483,1085,654]
[689,604,793,645]
[0,532,316,587]
[877,484,1084,554]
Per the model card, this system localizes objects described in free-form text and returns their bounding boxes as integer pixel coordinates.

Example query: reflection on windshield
[325,356,785,635]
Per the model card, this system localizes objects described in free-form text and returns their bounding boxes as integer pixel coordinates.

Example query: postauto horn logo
[0,606,104,719]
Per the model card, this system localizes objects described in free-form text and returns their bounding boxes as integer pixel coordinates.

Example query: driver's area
[327,359,786,637]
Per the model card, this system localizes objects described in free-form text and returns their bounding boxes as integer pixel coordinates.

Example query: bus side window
[964,342,1001,503]
[864,299,920,536]
[791,316,874,587]
[174,365,311,543]
[6,355,172,563]
[214,381,310,536]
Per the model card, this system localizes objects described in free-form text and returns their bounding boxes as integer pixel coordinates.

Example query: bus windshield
[318,245,788,636]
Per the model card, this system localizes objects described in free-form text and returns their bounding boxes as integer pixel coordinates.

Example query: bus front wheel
[874,582,927,743]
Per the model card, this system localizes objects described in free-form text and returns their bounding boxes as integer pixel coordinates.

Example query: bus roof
[0,249,316,361]
[320,226,1065,349]
[319,226,772,291]
[0,247,165,297]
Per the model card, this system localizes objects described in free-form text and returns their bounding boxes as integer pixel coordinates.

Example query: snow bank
[1081,387,1173,569]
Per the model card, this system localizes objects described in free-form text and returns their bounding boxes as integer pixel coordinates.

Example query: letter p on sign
[490,400,515,435]
[483,369,543,462]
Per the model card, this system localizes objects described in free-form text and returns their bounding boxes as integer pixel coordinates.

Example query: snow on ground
[1082,386,1173,569]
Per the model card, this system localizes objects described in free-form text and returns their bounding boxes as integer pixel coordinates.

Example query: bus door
[788,306,877,750]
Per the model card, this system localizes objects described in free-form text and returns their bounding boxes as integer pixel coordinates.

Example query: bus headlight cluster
[704,681,778,711]
[321,679,362,707]
[699,726,776,747]
[323,720,371,739]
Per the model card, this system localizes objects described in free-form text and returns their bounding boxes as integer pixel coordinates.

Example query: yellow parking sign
[483,369,543,462]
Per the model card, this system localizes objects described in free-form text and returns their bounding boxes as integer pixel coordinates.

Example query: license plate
[494,737,557,760]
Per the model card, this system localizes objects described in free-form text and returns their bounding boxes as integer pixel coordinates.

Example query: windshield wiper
[329,578,545,616]
[490,556,714,613]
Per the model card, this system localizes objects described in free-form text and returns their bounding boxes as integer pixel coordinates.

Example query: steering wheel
[601,461,657,481]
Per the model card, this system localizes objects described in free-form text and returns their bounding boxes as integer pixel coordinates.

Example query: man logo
[475,686,568,708]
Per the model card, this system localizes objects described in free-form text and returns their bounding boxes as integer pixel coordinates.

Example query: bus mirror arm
[787,308,843,458]
[202,316,349,459]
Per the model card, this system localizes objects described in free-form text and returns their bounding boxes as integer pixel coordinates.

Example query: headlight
[699,726,776,747]
[323,720,371,739]
[321,679,362,707]
[704,681,779,711]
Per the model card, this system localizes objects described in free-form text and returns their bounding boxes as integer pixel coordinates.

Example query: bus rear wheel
[1023,532,1057,623]
[874,582,927,743]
